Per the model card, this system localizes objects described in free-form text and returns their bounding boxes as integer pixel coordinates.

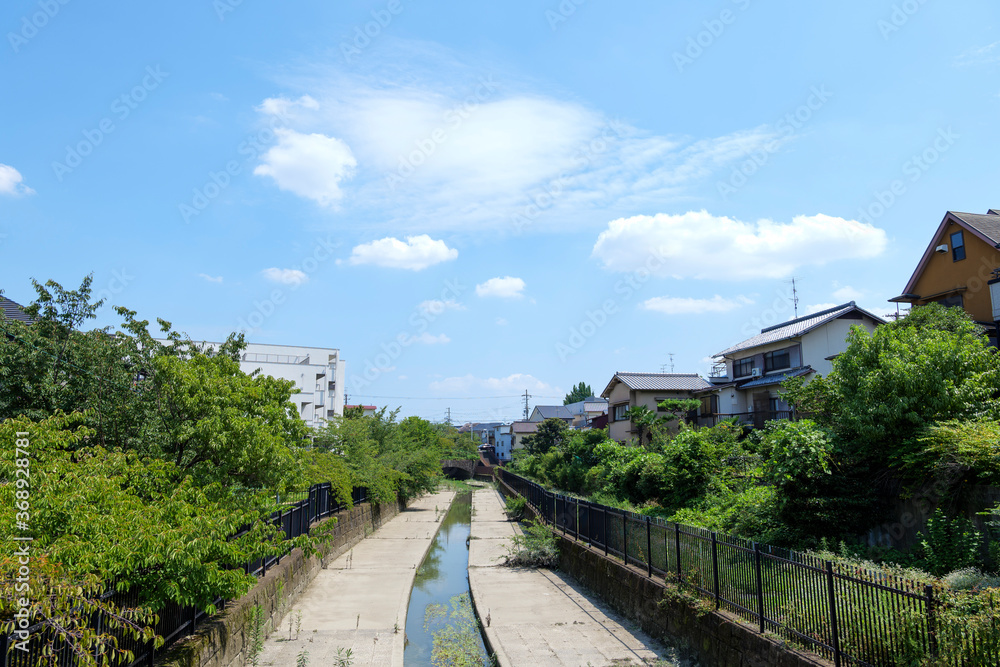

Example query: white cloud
[592,210,888,280]
[198,273,223,283]
[495,317,508,326]
[804,303,838,316]
[428,373,558,396]
[418,299,465,315]
[348,235,458,270]
[0,164,34,196]
[832,285,864,302]
[256,94,320,118]
[476,276,525,299]
[408,332,450,345]
[642,295,753,315]
[254,129,356,207]
[257,50,789,230]
[261,268,308,285]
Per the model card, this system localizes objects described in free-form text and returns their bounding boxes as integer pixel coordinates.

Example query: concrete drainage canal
[403,490,492,666]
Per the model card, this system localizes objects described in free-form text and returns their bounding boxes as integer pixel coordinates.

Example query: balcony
[696,410,794,429]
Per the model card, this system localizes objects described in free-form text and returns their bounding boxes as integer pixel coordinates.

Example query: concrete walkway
[469,488,684,667]
[258,490,456,667]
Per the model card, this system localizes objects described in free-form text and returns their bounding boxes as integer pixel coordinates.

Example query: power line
[351,394,563,401]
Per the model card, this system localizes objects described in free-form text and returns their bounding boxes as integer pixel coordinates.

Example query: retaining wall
[156,498,404,667]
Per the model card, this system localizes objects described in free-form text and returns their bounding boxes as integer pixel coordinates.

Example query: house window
[700,394,718,415]
[951,231,966,262]
[734,357,755,378]
[764,349,791,372]
[613,403,629,421]
[933,293,964,308]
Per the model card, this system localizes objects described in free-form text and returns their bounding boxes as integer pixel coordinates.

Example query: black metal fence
[1,483,368,667]
[498,469,947,667]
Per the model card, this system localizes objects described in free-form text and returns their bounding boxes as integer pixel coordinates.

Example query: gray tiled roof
[608,372,712,392]
[0,296,33,324]
[714,302,885,358]
[950,210,1000,245]
[532,405,574,420]
[512,421,538,433]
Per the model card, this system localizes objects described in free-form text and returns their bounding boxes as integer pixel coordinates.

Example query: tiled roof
[0,296,33,324]
[532,405,573,420]
[737,366,813,389]
[512,421,538,433]
[603,372,712,396]
[950,210,1000,245]
[714,302,885,358]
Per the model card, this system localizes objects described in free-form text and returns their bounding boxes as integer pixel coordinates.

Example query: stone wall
[156,498,404,667]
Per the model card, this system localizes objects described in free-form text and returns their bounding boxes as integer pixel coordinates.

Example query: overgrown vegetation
[502,519,559,568]
[425,593,490,667]
[0,276,446,664]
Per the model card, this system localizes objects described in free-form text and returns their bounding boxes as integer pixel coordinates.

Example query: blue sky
[2,0,999,423]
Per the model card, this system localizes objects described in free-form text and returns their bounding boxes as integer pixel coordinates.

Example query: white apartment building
[157,339,346,429]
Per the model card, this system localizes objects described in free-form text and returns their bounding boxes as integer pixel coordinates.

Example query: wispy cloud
[428,372,558,396]
[954,42,1000,67]
[198,273,223,283]
[408,332,451,344]
[254,128,357,207]
[418,299,465,315]
[261,267,309,285]
[643,295,753,315]
[253,43,789,231]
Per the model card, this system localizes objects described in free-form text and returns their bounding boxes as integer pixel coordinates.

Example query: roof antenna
[787,277,800,318]
[660,353,675,373]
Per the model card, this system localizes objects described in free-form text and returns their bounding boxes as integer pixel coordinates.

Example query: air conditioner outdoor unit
[750,368,762,378]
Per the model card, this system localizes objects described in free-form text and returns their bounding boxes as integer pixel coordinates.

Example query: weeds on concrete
[334,647,353,666]
[502,519,558,568]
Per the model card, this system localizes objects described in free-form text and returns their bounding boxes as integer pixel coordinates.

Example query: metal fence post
[754,543,765,634]
[925,584,938,657]
[825,561,842,667]
[622,510,628,565]
[711,533,720,609]
[603,507,608,557]
[645,516,652,578]
[574,497,580,541]
[674,523,682,579]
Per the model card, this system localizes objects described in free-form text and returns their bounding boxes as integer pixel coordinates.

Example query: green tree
[522,418,568,454]
[563,382,593,405]
[783,303,1000,466]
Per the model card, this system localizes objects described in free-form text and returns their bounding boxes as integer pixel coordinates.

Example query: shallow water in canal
[403,490,490,666]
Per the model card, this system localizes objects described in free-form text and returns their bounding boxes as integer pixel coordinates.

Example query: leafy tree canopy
[521,417,568,455]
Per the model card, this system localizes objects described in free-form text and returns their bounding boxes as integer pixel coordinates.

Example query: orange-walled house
[891,209,1000,343]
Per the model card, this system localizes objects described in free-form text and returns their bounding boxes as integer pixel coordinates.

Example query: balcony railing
[696,410,793,429]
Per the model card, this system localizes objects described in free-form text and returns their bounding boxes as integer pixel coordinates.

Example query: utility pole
[522,390,531,421]
[445,407,452,425]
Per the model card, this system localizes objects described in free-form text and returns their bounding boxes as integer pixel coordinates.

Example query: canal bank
[469,487,691,666]
[257,489,456,667]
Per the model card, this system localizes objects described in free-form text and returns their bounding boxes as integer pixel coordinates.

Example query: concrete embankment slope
[468,488,683,666]
[257,490,455,667]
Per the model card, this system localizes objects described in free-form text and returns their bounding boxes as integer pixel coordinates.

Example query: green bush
[919,509,982,576]
[504,495,527,521]
[503,519,558,568]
